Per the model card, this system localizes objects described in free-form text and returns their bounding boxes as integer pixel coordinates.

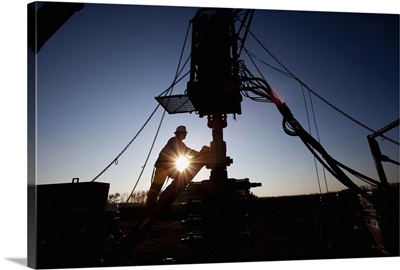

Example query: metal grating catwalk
[155,94,196,114]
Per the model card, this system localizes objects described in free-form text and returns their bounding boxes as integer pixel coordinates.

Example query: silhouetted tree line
[108,191,149,204]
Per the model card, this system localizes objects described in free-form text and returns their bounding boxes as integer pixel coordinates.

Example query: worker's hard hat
[175,125,187,134]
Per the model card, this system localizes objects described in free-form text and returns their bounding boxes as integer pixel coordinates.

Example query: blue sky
[32,2,399,198]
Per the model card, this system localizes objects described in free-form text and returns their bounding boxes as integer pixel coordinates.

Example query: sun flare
[176,156,190,172]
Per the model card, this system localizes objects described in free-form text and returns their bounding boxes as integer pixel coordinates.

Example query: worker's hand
[201,145,211,152]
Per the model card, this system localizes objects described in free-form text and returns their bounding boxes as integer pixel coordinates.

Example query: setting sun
[176,156,190,172]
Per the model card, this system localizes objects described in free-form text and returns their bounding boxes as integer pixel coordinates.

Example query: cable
[241,45,294,78]
[124,108,167,206]
[301,83,323,194]
[307,88,330,193]
[289,117,373,200]
[244,29,399,146]
[121,20,192,203]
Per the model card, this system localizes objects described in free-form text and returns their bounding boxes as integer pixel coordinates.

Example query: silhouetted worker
[146,126,194,210]
[111,126,210,261]
[146,125,207,212]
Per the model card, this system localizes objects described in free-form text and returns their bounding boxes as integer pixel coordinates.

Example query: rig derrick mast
[187,8,241,186]
[181,8,261,260]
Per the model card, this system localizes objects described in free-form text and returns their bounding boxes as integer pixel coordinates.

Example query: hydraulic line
[239,61,377,199]
[243,28,399,145]
[283,115,373,200]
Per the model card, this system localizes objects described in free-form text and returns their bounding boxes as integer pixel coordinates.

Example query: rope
[124,109,167,205]
[120,20,192,204]
[91,104,161,182]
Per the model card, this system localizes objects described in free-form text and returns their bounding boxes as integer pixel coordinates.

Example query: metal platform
[155,94,196,114]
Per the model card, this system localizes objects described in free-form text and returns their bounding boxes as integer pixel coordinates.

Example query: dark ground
[35,187,398,269]
[112,192,396,266]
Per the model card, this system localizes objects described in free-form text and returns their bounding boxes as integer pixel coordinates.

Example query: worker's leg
[146,167,168,212]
